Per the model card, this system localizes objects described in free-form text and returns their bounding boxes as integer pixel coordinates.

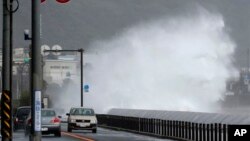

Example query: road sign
[56,0,70,3]
[41,44,50,56]
[41,0,70,3]
[52,45,62,55]
[84,85,89,92]
[35,91,42,131]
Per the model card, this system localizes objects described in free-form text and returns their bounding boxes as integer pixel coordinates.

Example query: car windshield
[70,108,94,116]
[42,110,56,117]
[16,108,30,118]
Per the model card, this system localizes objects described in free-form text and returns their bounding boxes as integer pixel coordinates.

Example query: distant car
[66,107,97,133]
[13,106,31,131]
[25,108,61,137]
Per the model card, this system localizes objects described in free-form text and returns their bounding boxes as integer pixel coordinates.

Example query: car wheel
[24,126,29,136]
[13,125,18,132]
[55,131,61,137]
[92,129,97,133]
[67,127,72,132]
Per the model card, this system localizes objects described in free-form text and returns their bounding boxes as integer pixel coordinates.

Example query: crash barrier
[97,109,250,141]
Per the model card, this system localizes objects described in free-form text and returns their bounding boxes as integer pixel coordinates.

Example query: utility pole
[30,0,42,140]
[1,0,13,140]
[80,49,84,107]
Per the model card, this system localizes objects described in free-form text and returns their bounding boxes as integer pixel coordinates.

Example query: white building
[43,59,79,85]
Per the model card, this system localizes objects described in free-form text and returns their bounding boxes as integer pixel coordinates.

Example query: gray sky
[1,0,250,68]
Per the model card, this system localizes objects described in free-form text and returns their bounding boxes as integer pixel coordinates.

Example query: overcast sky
[0,0,250,68]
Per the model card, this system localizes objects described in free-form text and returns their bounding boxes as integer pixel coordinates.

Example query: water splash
[69,8,238,114]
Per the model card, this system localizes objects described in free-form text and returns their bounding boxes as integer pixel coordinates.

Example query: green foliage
[19,90,31,107]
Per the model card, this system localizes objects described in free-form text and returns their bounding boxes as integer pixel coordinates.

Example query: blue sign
[35,91,41,131]
[84,85,89,92]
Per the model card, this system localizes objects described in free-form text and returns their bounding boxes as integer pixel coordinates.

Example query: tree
[19,90,31,107]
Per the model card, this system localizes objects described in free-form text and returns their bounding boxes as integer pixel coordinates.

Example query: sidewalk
[0,130,29,141]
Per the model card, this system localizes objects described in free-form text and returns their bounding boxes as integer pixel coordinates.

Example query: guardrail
[97,114,228,141]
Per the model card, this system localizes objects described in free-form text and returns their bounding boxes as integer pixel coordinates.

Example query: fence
[97,114,229,141]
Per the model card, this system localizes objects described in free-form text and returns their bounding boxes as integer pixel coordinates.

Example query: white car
[66,107,97,133]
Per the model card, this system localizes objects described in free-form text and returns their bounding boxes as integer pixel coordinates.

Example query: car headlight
[91,119,97,124]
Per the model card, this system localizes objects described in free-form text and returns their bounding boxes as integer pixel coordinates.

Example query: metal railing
[97,114,228,141]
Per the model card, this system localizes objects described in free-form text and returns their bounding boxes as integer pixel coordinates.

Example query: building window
[62,66,70,69]
[50,66,60,69]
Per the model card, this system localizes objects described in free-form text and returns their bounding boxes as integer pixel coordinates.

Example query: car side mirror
[58,116,62,118]
[66,113,70,116]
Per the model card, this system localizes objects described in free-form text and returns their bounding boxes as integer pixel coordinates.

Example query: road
[10,123,173,141]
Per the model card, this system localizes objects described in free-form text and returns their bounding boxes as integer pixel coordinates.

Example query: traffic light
[24,58,30,63]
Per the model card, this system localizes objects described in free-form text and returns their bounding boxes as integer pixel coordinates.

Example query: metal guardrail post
[183,121,185,139]
[222,124,227,141]
[129,117,131,130]
[154,119,156,135]
[173,121,176,137]
[177,120,179,138]
[207,124,210,141]
[199,123,202,141]
[163,120,167,136]
[144,118,146,133]
[158,119,161,135]
[119,116,121,128]
[156,119,158,135]
[178,121,180,138]
[124,116,127,129]
[133,117,135,131]
[118,116,121,128]
[131,117,134,130]
[195,123,198,141]
[182,121,185,139]
[137,117,140,132]
[218,123,222,141]
[177,121,179,138]
[188,122,191,140]
[211,124,214,141]
[150,119,153,134]
[185,122,188,139]
[203,124,206,141]
[139,118,141,132]
[128,117,130,129]
[113,116,116,127]
[215,123,218,141]
[159,119,161,135]
[155,119,158,135]
[157,119,159,135]
[167,120,170,137]
[115,116,118,128]
[178,121,181,138]
[173,120,176,137]
[169,120,172,137]
[191,123,194,140]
